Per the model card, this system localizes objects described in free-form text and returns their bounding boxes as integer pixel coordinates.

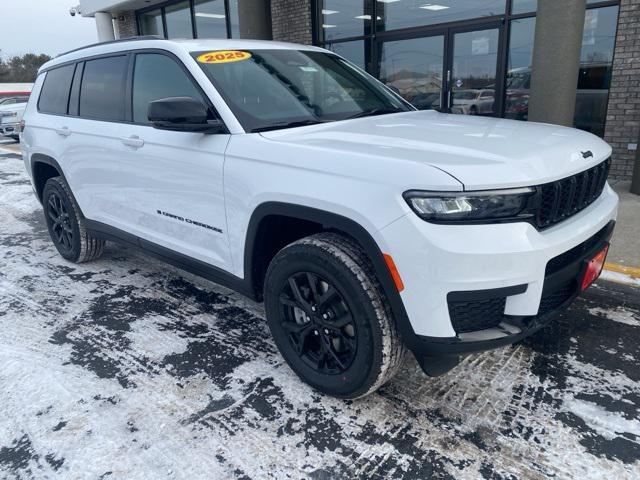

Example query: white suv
[21,38,618,398]
[0,99,28,141]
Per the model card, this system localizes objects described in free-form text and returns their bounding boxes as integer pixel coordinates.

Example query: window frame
[78,54,130,123]
[127,48,225,128]
[36,63,77,116]
[36,49,228,132]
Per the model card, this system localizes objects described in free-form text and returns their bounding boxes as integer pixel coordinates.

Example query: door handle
[121,135,144,148]
[55,126,71,137]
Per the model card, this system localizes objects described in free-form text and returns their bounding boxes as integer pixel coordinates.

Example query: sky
[0,0,97,59]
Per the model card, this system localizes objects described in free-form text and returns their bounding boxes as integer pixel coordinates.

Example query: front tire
[42,177,105,263]
[264,233,405,398]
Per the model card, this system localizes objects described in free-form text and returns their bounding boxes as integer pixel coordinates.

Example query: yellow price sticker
[196,50,252,64]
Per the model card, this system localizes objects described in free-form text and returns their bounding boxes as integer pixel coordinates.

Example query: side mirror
[148,97,226,133]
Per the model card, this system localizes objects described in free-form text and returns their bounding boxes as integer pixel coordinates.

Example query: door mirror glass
[148,97,225,133]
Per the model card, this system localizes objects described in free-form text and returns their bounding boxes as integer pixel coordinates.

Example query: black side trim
[244,202,419,349]
[30,154,69,203]
[85,220,255,299]
[447,284,527,302]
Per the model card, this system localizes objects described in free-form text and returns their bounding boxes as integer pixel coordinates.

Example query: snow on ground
[1,152,639,479]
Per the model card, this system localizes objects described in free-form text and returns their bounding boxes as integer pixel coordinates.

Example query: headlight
[0,112,17,118]
[403,188,535,223]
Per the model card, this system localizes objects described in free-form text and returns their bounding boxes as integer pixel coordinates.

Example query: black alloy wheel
[264,233,406,398]
[46,191,74,253]
[279,271,357,375]
[42,176,105,263]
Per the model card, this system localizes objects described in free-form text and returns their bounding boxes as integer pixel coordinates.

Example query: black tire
[264,232,406,398]
[42,176,105,263]
[469,105,478,115]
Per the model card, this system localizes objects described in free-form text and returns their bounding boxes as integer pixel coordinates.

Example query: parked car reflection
[504,64,611,136]
[451,89,495,115]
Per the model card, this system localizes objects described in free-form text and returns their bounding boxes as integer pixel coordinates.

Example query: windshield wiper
[252,119,327,133]
[345,107,405,120]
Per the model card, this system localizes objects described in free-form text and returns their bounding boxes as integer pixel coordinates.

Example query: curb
[601,262,640,287]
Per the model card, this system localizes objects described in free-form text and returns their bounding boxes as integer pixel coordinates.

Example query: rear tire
[264,232,405,398]
[42,177,105,263]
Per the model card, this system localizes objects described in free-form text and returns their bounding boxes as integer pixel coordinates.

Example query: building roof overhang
[79,0,165,17]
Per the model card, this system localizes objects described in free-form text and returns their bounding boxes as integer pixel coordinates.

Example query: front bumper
[375,183,618,371]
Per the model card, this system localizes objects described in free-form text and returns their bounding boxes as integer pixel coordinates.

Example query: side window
[132,53,207,124]
[38,64,75,115]
[79,55,128,121]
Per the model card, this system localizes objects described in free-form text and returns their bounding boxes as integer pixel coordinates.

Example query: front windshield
[192,49,413,132]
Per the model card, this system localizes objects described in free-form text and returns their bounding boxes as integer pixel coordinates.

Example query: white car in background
[451,89,495,115]
[0,100,27,141]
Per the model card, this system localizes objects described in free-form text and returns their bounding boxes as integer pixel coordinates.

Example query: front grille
[538,282,576,316]
[535,159,610,229]
[449,297,506,333]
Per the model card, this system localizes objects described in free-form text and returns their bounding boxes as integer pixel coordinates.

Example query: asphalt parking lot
[1,145,639,479]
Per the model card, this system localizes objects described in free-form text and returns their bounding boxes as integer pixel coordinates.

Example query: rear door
[61,55,130,230]
[117,51,232,271]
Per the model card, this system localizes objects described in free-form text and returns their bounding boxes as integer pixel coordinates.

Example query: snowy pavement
[0,151,639,479]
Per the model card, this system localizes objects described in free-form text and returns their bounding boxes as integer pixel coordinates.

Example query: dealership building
[77,0,639,181]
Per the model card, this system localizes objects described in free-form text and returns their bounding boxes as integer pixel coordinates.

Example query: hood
[260,110,611,190]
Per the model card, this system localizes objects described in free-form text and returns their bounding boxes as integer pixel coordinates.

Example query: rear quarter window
[38,64,76,115]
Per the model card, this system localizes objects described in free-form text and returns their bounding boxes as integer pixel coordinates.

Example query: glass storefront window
[513,0,607,15]
[165,1,193,39]
[511,0,537,15]
[194,0,227,38]
[326,40,366,71]
[504,7,618,137]
[450,28,500,116]
[320,0,373,42]
[505,17,535,120]
[139,9,163,37]
[574,5,619,137]
[377,0,505,32]
[229,0,241,38]
[378,36,445,110]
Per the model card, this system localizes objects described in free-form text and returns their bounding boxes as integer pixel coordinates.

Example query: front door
[117,51,233,271]
[378,23,502,116]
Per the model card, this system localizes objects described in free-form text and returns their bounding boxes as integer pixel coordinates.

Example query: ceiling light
[195,12,226,19]
[323,24,337,28]
[378,0,402,3]
[420,4,450,11]
[322,9,339,15]
[354,15,382,20]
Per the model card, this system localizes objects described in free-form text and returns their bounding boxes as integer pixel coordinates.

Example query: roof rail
[56,36,165,58]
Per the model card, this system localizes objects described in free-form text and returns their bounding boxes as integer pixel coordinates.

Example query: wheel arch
[244,202,419,348]
[30,153,67,204]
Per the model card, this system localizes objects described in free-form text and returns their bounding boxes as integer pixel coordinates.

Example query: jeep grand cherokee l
[21,38,618,398]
